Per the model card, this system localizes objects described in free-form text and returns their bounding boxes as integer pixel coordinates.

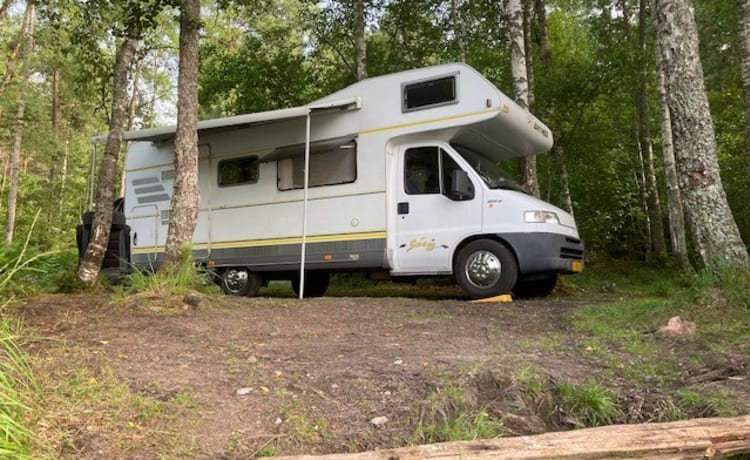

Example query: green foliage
[556,378,622,427]
[0,318,41,459]
[414,385,508,444]
[118,248,219,297]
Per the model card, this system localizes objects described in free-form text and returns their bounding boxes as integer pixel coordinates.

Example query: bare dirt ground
[18,287,750,459]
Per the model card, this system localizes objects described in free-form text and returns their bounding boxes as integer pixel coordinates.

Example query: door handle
[397,202,409,215]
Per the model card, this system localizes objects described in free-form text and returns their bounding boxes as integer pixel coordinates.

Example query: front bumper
[499,232,585,275]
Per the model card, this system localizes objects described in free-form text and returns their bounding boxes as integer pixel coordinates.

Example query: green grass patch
[556,378,622,427]
[414,384,508,444]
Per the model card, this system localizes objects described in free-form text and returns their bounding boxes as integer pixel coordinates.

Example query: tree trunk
[273,415,750,460]
[654,0,750,270]
[121,54,143,197]
[0,5,31,101]
[4,4,34,246]
[450,0,466,63]
[77,37,138,282]
[353,0,367,80]
[533,0,551,65]
[637,0,668,260]
[508,0,539,197]
[0,0,12,20]
[553,129,574,216]
[523,0,535,112]
[653,1,690,270]
[635,133,654,261]
[163,0,201,269]
[737,0,750,166]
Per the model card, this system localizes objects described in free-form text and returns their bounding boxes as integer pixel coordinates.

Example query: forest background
[1,0,749,279]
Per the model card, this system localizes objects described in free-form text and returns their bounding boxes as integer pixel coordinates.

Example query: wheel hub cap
[224,269,248,293]
[465,250,502,288]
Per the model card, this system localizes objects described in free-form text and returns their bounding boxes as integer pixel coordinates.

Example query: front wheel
[454,240,518,299]
[221,267,262,297]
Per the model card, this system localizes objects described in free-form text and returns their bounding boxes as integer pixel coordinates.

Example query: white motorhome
[112,63,584,298]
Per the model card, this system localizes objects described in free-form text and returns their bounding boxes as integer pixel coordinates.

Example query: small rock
[370,416,389,427]
[659,316,696,337]
[247,355,258,363]
[274,417,283,425]
[331,383,339,389]
[236,387,253,396]
[183,292,207,309]
[393,359,403,365]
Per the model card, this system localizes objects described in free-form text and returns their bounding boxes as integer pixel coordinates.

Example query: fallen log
[273,415,750,460]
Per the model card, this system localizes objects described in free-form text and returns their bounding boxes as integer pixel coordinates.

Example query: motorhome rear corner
[111,63,584,299]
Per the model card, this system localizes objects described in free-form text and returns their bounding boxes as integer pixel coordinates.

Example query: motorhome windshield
[451,144,525,192]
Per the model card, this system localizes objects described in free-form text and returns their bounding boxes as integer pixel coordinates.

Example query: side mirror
[450,169,474,200]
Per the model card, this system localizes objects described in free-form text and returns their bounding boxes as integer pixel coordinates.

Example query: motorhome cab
[100,63,584,299]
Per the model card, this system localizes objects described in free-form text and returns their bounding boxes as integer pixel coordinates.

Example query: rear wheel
[454,239,518,299]
[512,274,558,298]
[291,272,330,298]
[221,267,262,297]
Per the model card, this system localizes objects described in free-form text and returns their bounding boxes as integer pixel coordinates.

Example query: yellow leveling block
[471,294,513,303]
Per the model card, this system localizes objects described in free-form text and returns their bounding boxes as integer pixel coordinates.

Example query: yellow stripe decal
[359,108,500,136]
[131,231,387,256]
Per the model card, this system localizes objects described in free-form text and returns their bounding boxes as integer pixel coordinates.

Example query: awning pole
[299,110,312,299]
[88,142,98,211]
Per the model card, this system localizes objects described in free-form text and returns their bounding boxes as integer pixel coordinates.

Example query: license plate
[571,260,584,272]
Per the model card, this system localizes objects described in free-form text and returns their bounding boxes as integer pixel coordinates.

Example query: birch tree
[354,0,367,80]
[77,36,139,281]
[654,0,750,270]
[163,0,201,269]
[508,0,539,197]
[4,3,34,245]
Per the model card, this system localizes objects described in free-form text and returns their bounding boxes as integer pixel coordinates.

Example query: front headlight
[524,210,559,224]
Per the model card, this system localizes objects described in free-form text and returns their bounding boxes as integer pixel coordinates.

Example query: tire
[221,267,262,297]
[512,274,558,298]
[454,239,518,299]
[291,271,330,298]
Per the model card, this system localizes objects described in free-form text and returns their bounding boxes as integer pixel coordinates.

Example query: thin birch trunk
[77,37,138,282]
[163,0,201,269]
[636,133,654,261]
[534,0,551,65]
[121,54,142,197]
[353,0,367,80]
[553,129,574,216]
[523,0,535,112]
[653,0,690,270]
[654,0,750,270]
[450,0,466,63]
[638,0,667,260]
[4,4,34,246]
[508,0,539,197]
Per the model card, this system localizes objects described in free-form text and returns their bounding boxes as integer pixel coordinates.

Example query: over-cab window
[402,75,457,112]
[277,141,357,191]
[218,155,259,187]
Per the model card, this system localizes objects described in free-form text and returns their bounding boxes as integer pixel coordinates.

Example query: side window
[402,75,457,112]
[278,141,356,190]
[218,155,259,187]
[441,150,473,201]
[404,147,440,195]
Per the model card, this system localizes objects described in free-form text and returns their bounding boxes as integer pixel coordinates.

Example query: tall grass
[0,318,39,459]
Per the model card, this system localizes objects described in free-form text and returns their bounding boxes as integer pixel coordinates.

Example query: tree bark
[737,0,750,166]
[273,415,750,460]
[508,0,539,197]
[533,0,551,65]
[163,0,201,269]
[450,0,466,63]
[653,1,690,270]
[553,129,574,217]
[353,0,367,80]
[523,0,535,112]
[77,37,138,282]
[637,0,667,260]
[4,3,34,246]
[654,0,750,270]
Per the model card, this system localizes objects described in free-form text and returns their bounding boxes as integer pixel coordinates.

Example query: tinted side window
[218,156,259,187]
[404,147,440,195]
[277,141,357,191]
[403,76,457,112]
